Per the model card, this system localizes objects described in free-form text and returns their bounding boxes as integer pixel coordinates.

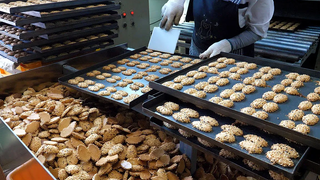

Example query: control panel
[113,0,150,49]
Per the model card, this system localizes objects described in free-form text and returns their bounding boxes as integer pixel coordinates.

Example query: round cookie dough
[218,100,234,108]
[68,79,79,85]
[156,106,173,115]
[216,78,229,86]
[253,79,267,87]
[174,75,187,83]
[224,58,236,64]
[272,84,285,93]
[186,70,198,77]
[105,87,117,92]
[232,83,245,91]
[195,82,209,90]
[220,89,235,98]
[293,124,310,134]
[237,68,249,75]
[268,68,281,75]
[262,91,277,100]
[229,66,240,73]
[288,109,304,121]
[229,73,241,80]
[236,62,248,68]
[98,90,111,96]
[302,114,319,126]
[181,78,195,86]
[252,111,269,120]
[314,87,320,94]
[209,97,223,104]
[296,74,310,82]
[215,63,227,69]
[284,87,300,96]
[273,94,288,104]
[198,66,209,72]
[230,92,246,102]
[312,104,320,114]
[291,81,304,88]
[253,72,264,79]
[259,66,271,73]
[241,107,256,115]
[192,91,207,98]
[170,83,183,90]
[219,71,230,78]
[281,79,293,86]
[298,101,313,111]
[279,120,295,129]
[286,72,299,80]
[243,77,255,85]
[203,85,219,93]
[208,76,220,84]
[192,121,212,132]
[164,102,180,111]
[184,88,197,94]
[207,67,219,74]
[263,102,279,113]
[180,108,200,118]
[251,98,267,109]
[88,85,100,92]
[244,63,257,70]
[307,93,320,102]
[77,82,88,88]
[84,80,95,85]
[194,72,207,79]
[242,85,256,94]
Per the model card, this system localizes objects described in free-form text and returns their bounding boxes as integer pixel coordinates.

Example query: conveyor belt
[174,22,320,64]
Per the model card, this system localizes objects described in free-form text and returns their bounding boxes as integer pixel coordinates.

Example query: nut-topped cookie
[192,121,212,132]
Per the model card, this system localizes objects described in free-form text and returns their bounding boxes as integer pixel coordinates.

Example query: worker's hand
[199,39,232,59]
[160,0,185,31]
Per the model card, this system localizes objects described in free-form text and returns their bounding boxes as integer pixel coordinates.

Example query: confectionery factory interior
[1,0,320,180]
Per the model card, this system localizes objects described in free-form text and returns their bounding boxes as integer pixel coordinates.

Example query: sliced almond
[43,141,58,146]
[156,154,170,167]
[21,133,32,146]
[27,113,40,121]
[47,92,63,100]
[140,169,151,180]
[106,154,119,163]
[139,154,151,161]
[60,121,76,137]
[127,130,142,137]
[14,129,26,137]
[131,165,144,171]
[121,160,132,170]
[165,163,177,171]
[96,157,109,166]
[151,176,166,180]
[92,174,100,180]
[51,137,68,142]
[150,148,165,160]
[49,117,60,125]
[25,121,40,133]
[176,159,185,174]
[88,144,101,161]
[167,172,179,180]
[58,117,71,132]
[38,154,46,164]
[77,144,91,162]
[61,106,72,118]
[15,107,23,114]
[171,155,183,163]
[45,153,56,162]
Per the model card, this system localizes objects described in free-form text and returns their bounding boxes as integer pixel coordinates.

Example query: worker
[160,0,274,58]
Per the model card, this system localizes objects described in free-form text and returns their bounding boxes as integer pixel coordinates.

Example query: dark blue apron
[192,0,254,57]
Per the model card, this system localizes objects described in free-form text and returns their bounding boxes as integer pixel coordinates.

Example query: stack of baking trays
[0,0,120,64]
[137,52,320,180]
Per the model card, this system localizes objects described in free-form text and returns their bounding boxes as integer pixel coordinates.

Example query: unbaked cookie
[215,132,235,143]
[78,82,88,88]
[207,67,219,74]
[229,73,241,80]
[298,101,313,111]
[194,72,207,79]
[217,57,227,63]
[314,87,320,94]
[253,72,264,79]
[111,93,123,100]
[279,120,295,129]
[111,68,122,73]
[312,104,320,114]
[198,66,209,72]
[251,98,267,109]
[209,97,223,104]
[86,72,95,77]
[272,84,285,93]
[195,82,209,90]
[200,116,219,126]
[259,66,271,73]
[284,87,300,95]
[156,106,173,115]
[141,86,152,93]
[302,114,319,126]
[296,74,310,82]
[244,134,268,147]
[221,125,243,136]
[268,68,281,75]
[239,140,263,154]
[266,150,294,167]
[115,90,128,97]
[180,108,200,118]
[263,102,279,113]
[98,90,111,96]
[174,75,187,83]
[236,62,248,68]
[230,92,246,102]
[243,77,255,85]
[102,73,112,77]
[105,87,117,92]
[219,71,230,78]
[271,144,299,159]
[237,68,249,75]
[242,85,256,94]
[184,88,197,94]
[291,81,304,88]
[173,112,190,123]
[273,94,288,104]
[232,83,245,91]
[244,63,257,70]
[106,78,117,83]
[164,102,180,111]
[241,107,256,115]
[116,82,128,87]
[122,79,133,84]
[293,124,310,134]
[215,63,227,69]
[203,85,219,93]
[218,100,234,108]
[252,111,269,120]
[181,78,195,86]
[208,76,220,84]
[208,61,219,67]
[307,93,320,102]
[88,86,100,92]
[169,83,183,90]
[229,66,240,73]
[130,84,140,91]
[95,83,105,89]
[262,91,276,100]
[253,79,267,87]
[192,121,212,132]
[220,89,235,98]
[84,80,95,85]
[216,78,229,86]
[286,73,299,80]
[281,79,293,86]
[180,57,192,63]
[288,109,304,121]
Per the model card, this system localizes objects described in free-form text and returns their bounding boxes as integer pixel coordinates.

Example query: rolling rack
[0,0,121,64]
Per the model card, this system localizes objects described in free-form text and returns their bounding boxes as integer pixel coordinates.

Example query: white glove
[160,0,185,31]
[199,39,232,59]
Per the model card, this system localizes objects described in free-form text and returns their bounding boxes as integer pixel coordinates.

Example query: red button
[122,12,126,17]
[130,11,134,15]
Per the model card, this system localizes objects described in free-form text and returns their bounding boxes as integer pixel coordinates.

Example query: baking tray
[142,93,310,179]
[149,52,320,150]
[0,47,40,63]
[0,2,120,26]
[32,32,118,53]
[0,0,113,14]
[0,22,118,51]
[59,47,203,108]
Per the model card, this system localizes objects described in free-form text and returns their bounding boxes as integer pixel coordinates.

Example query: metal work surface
[0,0,112,14]
[59,47,201,108]
[142,94,309,179]
[149,52,320,150]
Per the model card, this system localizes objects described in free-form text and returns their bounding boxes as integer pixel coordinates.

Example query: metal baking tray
[59,47,202,108]
[0,22,118,51]
[33,32,118,53]
[0,47,40,63]
[41,40,114,64]
[149,52,320,150]
[0,2,119,26]
[142,93,310,179]
[0,0,112,14]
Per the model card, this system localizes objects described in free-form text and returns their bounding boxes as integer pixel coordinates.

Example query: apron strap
[230,0,241,5]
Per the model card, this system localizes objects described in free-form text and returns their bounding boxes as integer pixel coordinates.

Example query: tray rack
[142,93,310,179]
[149,52,320,150]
